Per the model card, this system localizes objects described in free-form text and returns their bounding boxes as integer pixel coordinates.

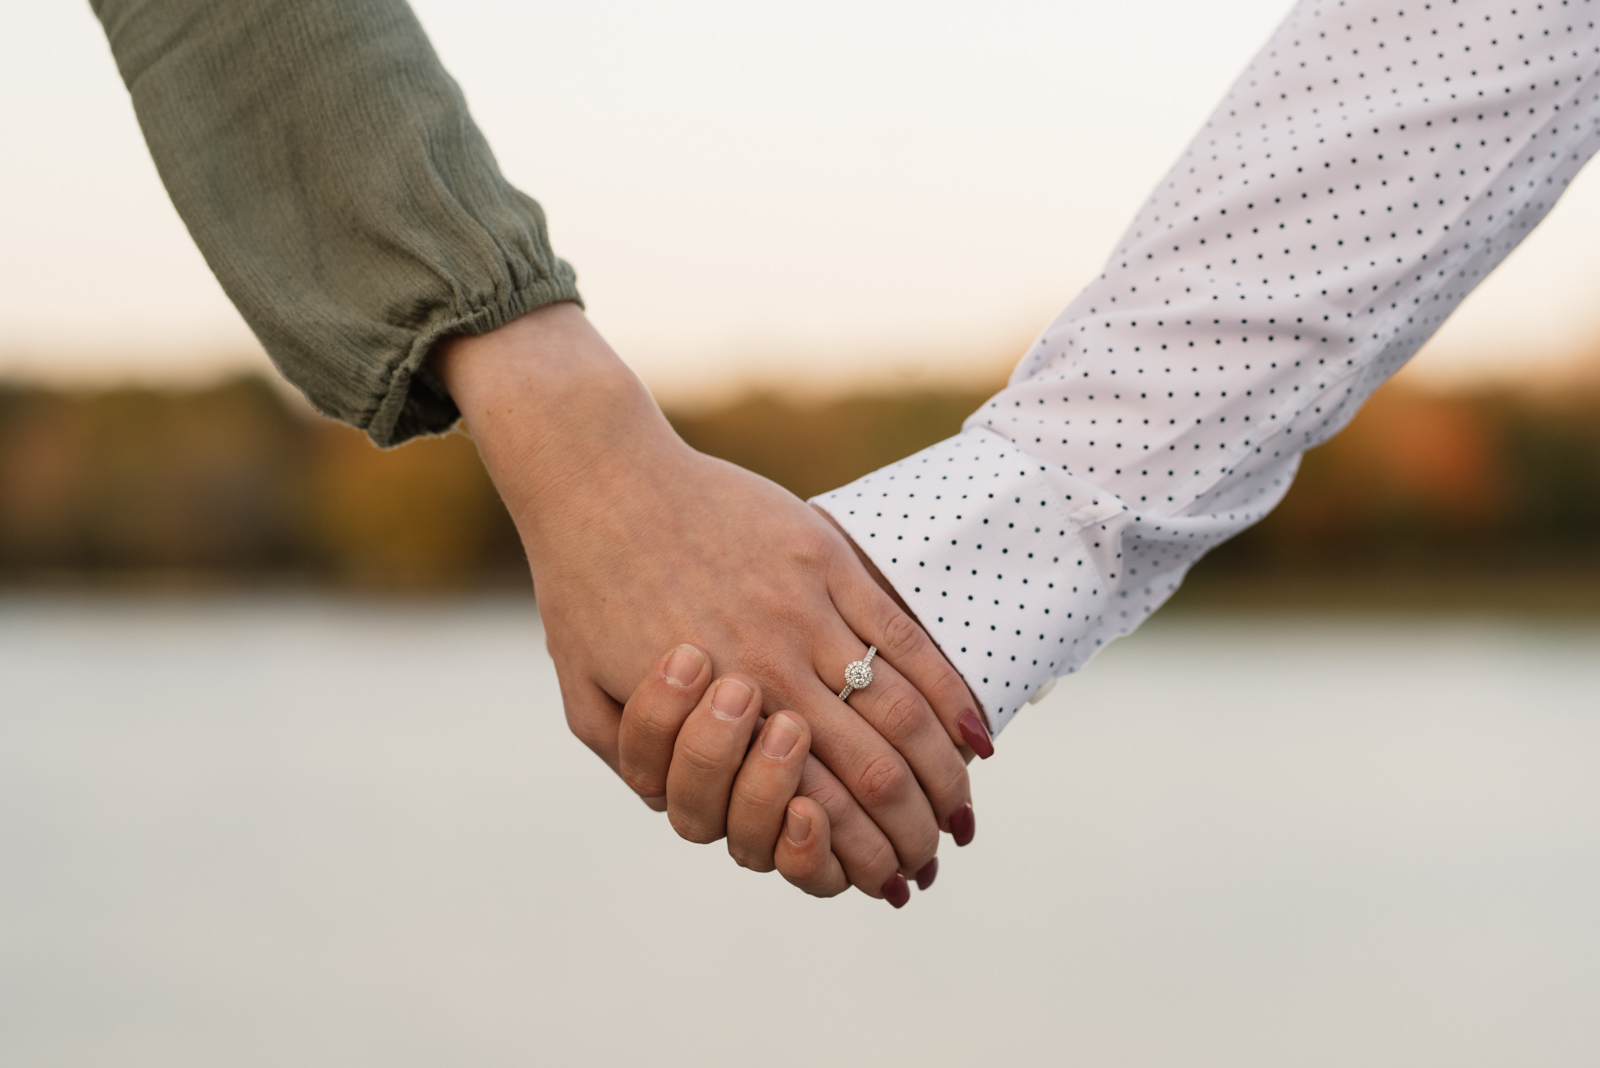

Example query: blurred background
[4,0,1599,603]
[2,1,1598,1065]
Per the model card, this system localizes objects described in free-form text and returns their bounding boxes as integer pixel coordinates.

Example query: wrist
[432,303,684,522]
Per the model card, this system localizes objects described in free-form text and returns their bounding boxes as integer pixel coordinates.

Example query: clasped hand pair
[435,304,994,906]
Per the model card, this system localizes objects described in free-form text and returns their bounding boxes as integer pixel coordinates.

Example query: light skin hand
[432,303,988,898]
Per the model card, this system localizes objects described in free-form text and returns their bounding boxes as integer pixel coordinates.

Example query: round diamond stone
[844,659,874,691]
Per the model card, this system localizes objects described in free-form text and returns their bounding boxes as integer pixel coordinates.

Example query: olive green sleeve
[91,0,582,446]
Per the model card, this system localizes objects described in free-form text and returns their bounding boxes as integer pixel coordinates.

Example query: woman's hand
[434,303,988,897]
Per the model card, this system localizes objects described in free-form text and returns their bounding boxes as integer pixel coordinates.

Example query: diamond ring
[837,646,877,701]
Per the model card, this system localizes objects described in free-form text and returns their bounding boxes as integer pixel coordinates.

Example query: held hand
[435,304,990,898]
[620,650,856,898]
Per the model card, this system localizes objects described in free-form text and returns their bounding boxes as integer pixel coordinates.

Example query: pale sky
[4,0,1599,402]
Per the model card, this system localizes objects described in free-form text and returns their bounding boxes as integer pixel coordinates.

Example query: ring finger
[820,635,974,844]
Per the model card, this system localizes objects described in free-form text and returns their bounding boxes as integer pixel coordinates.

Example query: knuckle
[927,761,970,813]
[905,825,940,868]
[733,780,789,815]
[872,684,929,745]
[798,773,848,816]
[854,835,901,884]
[790,526,835,573]
[878,609,925,661]
[852,752,910,810]
[629,697,685,739]
[563,705,609,754]
[674,737,730,777]
[728,840,777,873]
[618,763,665,799]
[923,660,975,711]
[668,809,725,846]
[731,644,786,688]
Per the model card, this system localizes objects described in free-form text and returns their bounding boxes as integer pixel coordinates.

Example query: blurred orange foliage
[1,373,1596,602]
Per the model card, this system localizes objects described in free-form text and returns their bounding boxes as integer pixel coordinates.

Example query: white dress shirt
[815,0,1600,733]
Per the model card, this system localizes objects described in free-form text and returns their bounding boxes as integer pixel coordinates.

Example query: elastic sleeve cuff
[368,271,582,447]
[811,428,1109,735]
[94,0,584,449]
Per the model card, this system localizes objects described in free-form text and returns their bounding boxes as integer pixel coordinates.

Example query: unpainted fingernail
[784,804,812,846]
[663,645,704,687]
[710,678,752,720]
[958,711,995,760]
[948,802,976,847]
[915,857,939,891]
[881,873,910,909]
[759,712,802,759]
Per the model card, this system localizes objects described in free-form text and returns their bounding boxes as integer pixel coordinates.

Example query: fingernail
[958,712,994,760]
[915,858,939,891]
[710,678,751,720]
[663,645,704,687]
[784,804,812,846]
[759,712,801,759]
[949,802,975,847]
[881,873,910,909]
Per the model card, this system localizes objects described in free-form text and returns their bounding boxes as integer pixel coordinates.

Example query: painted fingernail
[881,873,910,909]
[784,804,812,846]
[958,712,994,759]
[759,712,801,759]
[915,858,939,891]
[948,802,975,847]
[664,645,704,687]
[710,678,752,720]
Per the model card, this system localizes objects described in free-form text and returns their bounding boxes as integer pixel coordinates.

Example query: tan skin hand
[620,652,854,898]
[433,303,987,901]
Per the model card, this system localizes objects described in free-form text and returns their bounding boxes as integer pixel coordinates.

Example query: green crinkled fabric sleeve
[91,0,582,446]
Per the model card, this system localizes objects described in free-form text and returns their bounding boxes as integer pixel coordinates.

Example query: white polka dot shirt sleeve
[814,0,1600,734]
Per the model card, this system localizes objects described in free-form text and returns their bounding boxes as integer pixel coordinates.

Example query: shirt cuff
[811,427,1109,735]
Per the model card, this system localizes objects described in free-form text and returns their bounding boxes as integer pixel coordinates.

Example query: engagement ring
[838,646,876,701]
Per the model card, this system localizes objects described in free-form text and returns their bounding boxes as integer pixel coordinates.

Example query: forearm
[431,303,687,555]
[93,0,580,446]
[817,0,1600,731]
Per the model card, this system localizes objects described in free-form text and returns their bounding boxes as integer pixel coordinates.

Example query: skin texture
[433,303,986,900]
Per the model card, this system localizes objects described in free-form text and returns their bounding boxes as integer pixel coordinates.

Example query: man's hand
[433,304,987,900]
[619,649,859,898]
[621,642,956,903]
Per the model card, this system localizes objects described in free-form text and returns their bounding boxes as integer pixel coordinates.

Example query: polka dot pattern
[816,0,1600,733]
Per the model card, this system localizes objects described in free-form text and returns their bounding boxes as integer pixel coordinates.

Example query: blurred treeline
[1,374,1597,606]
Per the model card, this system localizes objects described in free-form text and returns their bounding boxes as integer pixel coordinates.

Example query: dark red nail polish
[949,802,975,847]
[881,873,910,908]
[915,858,939,891]
[958,712,994,760]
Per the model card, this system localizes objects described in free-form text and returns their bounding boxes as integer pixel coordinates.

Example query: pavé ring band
[837,646,877,701]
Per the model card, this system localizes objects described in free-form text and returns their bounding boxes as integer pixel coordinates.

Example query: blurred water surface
[1,597,1597,1067]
